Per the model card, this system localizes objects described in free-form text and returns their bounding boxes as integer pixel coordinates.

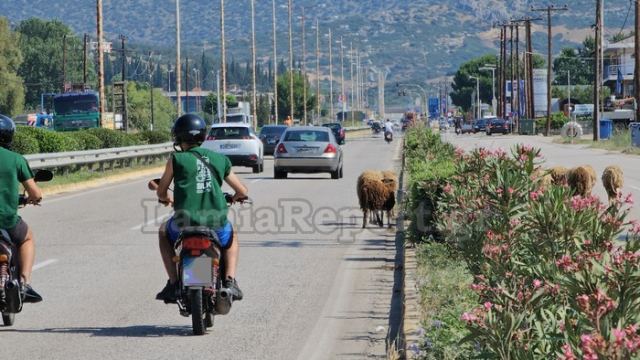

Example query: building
[603,37,635,99]
[163,89,213,114]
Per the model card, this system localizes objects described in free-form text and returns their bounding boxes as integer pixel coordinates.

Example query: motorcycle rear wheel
[190,289,205,335]
[2,312,15,326]
[205,312,214,328]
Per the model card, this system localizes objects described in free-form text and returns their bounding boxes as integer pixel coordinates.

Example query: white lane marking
[251,178,264,184]
[44,177,155,205]
[631,185,640,191]
[130,213,171,231]
[32,259,58,271]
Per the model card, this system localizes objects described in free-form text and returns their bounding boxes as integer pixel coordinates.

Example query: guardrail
[25,142,174,171]
[25,127,373,171]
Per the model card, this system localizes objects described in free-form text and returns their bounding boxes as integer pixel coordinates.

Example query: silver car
[273,126,344,179]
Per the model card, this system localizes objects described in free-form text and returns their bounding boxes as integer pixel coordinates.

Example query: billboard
[533,69,548,115]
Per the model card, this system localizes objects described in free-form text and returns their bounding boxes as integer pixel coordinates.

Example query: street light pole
[328,29,334,120]
[250,0,258,131]
[339,36,345,122]
[175,0,182,116]
[272,0,278,124]
[480,65,496,116]
[470,76,480,120]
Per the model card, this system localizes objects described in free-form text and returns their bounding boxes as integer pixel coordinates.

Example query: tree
[276,71,316,120]
[553,37,595,85]
[16,18,92,108]
[0,17,25,116]
[202,93,238,121]
[126,81,176,131]
[256,94,270,127]
[450,55,497,112]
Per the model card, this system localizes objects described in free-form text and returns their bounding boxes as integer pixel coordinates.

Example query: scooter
[0,170,53,326]
[384,131,393,143]
[148,179,250,335]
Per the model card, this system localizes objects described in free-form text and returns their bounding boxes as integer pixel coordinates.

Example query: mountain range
[0,0,633,83]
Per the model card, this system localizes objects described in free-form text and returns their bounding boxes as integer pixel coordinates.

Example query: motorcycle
[0,169,53,326]
[148,179,249,335]
[384,131,393,143]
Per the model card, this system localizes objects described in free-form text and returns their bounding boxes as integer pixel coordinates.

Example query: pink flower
[559,344,575,360]
[632,221,640,235]
[455,147,465,158]
[533,279,542,289]
[556,255,575,272]
[530,190,542,201]
[613,328,626,345]
[625,193,634,205]
[484,302,493,310]
[507,187,515,195]
[443,183,453,194]
[461,312,477,323]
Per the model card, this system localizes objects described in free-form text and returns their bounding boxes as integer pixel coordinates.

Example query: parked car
[461,123,474,134]
[439,120,449,130]
[473,119,488,133]
[486,118,512,135]
[273,126,344,179]
[202,123,264,173]
[321,122,346,145]
[259,125,288,155]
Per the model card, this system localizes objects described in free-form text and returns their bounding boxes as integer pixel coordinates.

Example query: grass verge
[553,130,640,155]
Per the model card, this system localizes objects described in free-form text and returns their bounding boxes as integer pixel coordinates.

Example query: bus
[52,91,100,131]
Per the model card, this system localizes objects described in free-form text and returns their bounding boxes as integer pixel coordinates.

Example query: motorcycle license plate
[182,257,213,286]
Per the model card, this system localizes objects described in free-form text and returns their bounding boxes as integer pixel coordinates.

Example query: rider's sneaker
[223,277,243,301]
[21,283,43,303]
[155,280,178,304]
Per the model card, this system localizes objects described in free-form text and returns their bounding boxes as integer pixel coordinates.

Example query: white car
[202,123,264,173]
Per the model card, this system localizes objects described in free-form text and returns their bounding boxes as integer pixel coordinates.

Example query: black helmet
[0,114,16,149]
[172,113,206,145]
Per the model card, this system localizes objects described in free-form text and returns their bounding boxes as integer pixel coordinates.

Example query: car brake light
[183,236,211,250]
[325,144,337,153]
[206,136,215,141]
[243,136,251,140]
[277,143,287,154]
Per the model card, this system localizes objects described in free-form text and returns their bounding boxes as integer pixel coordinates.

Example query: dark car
[486,118,512,135]
[259,125,288,155]
[473,119,487,133]
[322,122,346,145]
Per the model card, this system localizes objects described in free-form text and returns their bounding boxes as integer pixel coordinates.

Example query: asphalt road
[443,131,640,221]
[2,133,402,360]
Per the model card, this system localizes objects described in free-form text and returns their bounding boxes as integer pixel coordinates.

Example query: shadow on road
[0,325,192,337]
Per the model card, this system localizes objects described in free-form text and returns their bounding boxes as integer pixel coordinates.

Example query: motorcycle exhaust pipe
[4,279,22,313]
[215,289,233,315]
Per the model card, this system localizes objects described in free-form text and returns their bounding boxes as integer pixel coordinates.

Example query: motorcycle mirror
[33,170,54,182]
[148,178,161,191]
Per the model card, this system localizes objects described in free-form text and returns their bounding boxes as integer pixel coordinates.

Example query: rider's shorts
[4,218,29,246]
[165,216,234,250]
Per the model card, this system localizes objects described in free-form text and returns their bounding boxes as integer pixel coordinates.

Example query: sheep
[567,166,597,197]
[381,170,399,227]
[357,170,397,228]
[602,165,624,203]
[549,166,569,186]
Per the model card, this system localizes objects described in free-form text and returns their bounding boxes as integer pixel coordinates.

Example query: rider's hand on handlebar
[231,193,249,204]
[158,195,174,207]
[27,195,42,206]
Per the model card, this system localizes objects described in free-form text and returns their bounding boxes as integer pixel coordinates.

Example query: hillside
[0,0,632,82]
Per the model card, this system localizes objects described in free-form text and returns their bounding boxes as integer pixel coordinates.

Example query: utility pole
[120,34,126,82]
[497,23,504,118]
[250,0,258,130]
[220,0,227,122]
[328,29,334,120]
[515,23,522,127]
[509,24,514,118]
[149,54,155,130]
[532,4,568,136]
[62,34,67,90]
[83,34,88,86]
[272,0,278,124]
[340,36,345,122]
[502,23,508,118]
[635,0,640,123]
[526,19,535,119]
[185,57,190,113]
[315,18,320,121]
[287,0,294,122]
[301,7,307,125]
[593,0,602,141]
[350,41,355,122]
[96,0,105,126]
[216,70,221,122]
[175,0,182,116]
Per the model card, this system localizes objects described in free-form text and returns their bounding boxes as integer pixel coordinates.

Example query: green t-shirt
[0,147,34,229]
[172,147,232,229]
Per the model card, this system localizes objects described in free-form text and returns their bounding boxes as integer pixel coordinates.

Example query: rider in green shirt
[0,115,44,303]
[155,114,248,303]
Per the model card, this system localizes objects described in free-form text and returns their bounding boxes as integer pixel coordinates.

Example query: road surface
[2,133,403,360]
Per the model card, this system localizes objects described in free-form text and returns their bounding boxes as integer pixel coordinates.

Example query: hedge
[12,127,171,155]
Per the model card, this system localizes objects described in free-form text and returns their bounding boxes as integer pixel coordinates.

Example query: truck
[41,90,101,131]
[428,97,440,119]
[225,101,252,124]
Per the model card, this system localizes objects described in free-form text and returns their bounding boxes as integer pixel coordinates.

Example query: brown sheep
[381,171,399,227]
[567,166,596,197]
[357,170,396,228]
[602,165,624,202]
[549,166,569,186]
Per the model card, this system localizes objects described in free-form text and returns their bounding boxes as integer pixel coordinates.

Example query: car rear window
[284,130,330,142]
[322,123,341,130]
[209,127,250,139]
[260,126,286,136]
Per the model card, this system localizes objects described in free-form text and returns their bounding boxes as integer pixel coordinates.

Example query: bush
[37,131,82,153]
[12,128,40,154]
[137,129,171,144]
[85,128,139,148]
[71,131,104,150]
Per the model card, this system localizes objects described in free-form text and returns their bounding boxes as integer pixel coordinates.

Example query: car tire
[339,166,344,179]
[252,164,260,174]
[331,167,340,180]
[486,130,492,136]
[274,168,286,179]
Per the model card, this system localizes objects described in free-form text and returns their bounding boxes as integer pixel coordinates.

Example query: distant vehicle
[461,123,473,134]
[202,123,264,173]
[371,121,383,134]
[52,91,100,131]
[13,113,53,129]
[486,118,512,135]
[321,122,346,145]
[273,126,344,180]
[439,120,449,131]
[259,125,288,155]
[473,119,488,133]
[225,101,251,124]
[428,97,440,118]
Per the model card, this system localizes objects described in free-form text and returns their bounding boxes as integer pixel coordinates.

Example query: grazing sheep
[567,166,596,197]
[532,168,553,188]
[602,165,624,202]
[549,166,569,186]
[357,170,397,228]
[381,171,399,227]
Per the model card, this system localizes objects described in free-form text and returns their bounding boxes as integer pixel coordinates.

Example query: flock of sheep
[540,165,624,202]
[357,170,398,228]
[355,164,624,230]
